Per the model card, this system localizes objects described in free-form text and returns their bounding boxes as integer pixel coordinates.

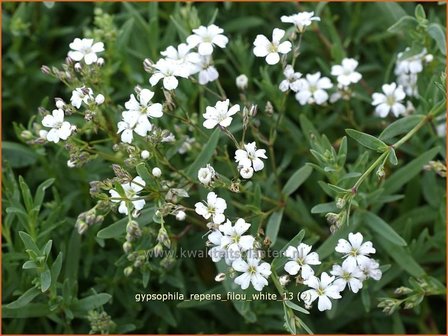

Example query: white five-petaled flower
[330,260,364,293]
[149,59,190,90]
[235,142,267,174]
[232,257,272,291]
[295,72,333,105]
[68,38,104,65]
[300,272,342,311]
[41,109,73,143]
[335,232,376,270]
[279,65,302,92]
[281,11,320,32]
[371,83,406,118]
[358,258,382,281]
[186,24,229,56]
[70,87,94,109]
[219,219,255,259]
[198,164,216,185]
[109,176,146,215]
[117,89,163,143]
[203,99,240,129]
[187,54,219,85]
[331,58,362,87]
[207,229,229,264]
[195,192,227,224]
[161,43,192,64]
[253,28,292,65]
[283,243,321,280]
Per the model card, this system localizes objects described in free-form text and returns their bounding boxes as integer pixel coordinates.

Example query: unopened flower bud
[377,165,385,178]
[157,227,171,248]
[215,272,226,282]
[20,130,33,140]
[394,286,413,295]
[265,101,274,116]
[152,167,162,177]
[74,62,82,72]
[41,65,51,75]
[124,266,133,277]
[95,94,105,105]
[143,58,154,73]
[153,243,164,257]
[175,210,186,221]
[279,275,290,287]
[141,150,150,159]
[235,74,248,90]
[123,241,132,254]
[55,98,65,109]
[67,160,76,168]
[336,197,346,209]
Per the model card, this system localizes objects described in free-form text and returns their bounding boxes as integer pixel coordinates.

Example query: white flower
[219,219,255,258]
[232,257,272,291]
[330,260,364,293]
[331,58,362,86]
[371,83,406,118]
[300,272,342,311]
[95,94,105,105]
[67,160,76,168]
[253,28,292,65]
[186,24,228,56]
[152,167,162,177]
[397,73,418,97]
[149,59,189,90]
[279,65,302,92]
[295,72,333,105]
[395,48,432,76]
[207,229,229,264]
[117,89,163,143]
[70,87,94,109]
[141,150,150,159]
[175,210,186,221]
[236,74,248,90]
[161,43,192,63]
[239,166,254,179]
[68,38,104,65]
[195,192,227,224]
[235,142,267,172]
[358,258,382,281]
[281,11,320,32]
[41,109,73,143]
[283,243,321,280]
[335,232,376,270]
[109,176,146,215]
[203,99,240,129]
[188,54,219,85]
[198,164,216,185]
[55,99,65,110]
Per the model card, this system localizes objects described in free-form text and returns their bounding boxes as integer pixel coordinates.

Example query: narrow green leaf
[414,4,426,20]
[384,147,440,194]
[387,16,417,34]
[33,178,55,212]
[311,202,338,214]
[428,23,446,56]
[389,148,398,165]
[346,129,388,152]
[51,252,63,285]
[2,303,51,318]
[364,212,407,246]
[284,300,309,315]
[18,231,40,255]
[71,293,112,312]
[271,229,305,270]
[185,128,220,178]
[266,210,284,246]
[379,115,424,141]
[18,176,33,213]
[282,165,313,196]
[283,304,297,334]
[2,141,38,168]
[40,269,51,292]
[5,287,41,309]
[136,163,152,183]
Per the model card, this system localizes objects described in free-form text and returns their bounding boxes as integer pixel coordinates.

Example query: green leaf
[282,165,313,196]
[284,300,309,315]
[40,269,51,292]
[185,128,220,178]
[364,212,407,246]
[346,129,388,152]
[265,210,284,246]
[414,4,426,20]
[18,176,33,213]
[387,16,418,34]
[283,304,297,334]
[223,16,264,33]
[71,293,112,313]
[389,148,398,165]
[33,178,55,211]
[3,303,51,318]
[97,207,155,239]
[271,229,305,270]
[377,239,425,278]
[2,141,38,168]
[384,147,440,194]
[117,18,134,51]
[18,231,40,255]
[5,287,41,309]
[51,252,63,285]
[311,202,338,214]
[22,261,38,269]
[428,23,446,56]
[136,163,152,183]
[379,115,424,141]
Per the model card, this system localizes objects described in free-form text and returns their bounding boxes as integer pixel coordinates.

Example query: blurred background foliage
[2,2,447,334]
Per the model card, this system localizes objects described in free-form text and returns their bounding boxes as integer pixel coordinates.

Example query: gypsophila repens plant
[2,2,446,334]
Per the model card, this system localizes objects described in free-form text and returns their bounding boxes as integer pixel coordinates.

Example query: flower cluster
[297,232,382,311]
[196,192,271,291]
